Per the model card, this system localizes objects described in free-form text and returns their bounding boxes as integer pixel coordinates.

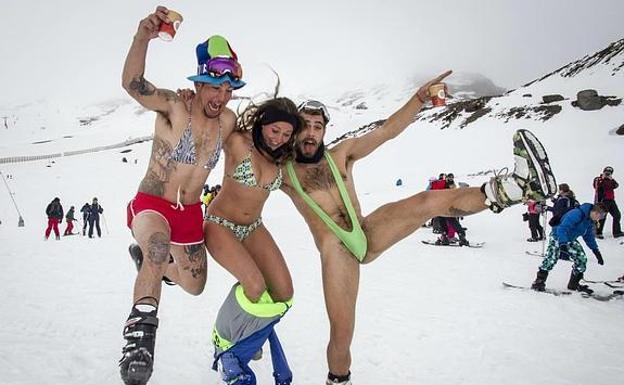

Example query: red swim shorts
[127,192,204,245]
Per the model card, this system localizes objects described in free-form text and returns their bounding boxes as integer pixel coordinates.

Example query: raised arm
[339,70,452,161]
[122,6,181,115]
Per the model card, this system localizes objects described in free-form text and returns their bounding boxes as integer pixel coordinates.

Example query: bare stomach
[138,166,207,204]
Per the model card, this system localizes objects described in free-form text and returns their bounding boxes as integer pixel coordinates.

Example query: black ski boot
[119,303,159,385]
[128,244,176,286]
[567,271,593,294]
[435,234,450,246]
[458,233,470,246]
[531,269,548,292]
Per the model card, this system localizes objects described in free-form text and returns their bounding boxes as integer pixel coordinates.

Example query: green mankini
[285,152,368,262]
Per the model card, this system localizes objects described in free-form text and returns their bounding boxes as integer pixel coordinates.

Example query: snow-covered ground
[1,40,623,385]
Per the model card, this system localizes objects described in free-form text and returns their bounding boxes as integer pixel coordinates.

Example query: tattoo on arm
[156,89,180,103]
[129,75,156,96]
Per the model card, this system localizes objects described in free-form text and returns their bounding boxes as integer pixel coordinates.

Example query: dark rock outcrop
[572,90,622,110]
[616,124,624,136]
[542,94,564,103]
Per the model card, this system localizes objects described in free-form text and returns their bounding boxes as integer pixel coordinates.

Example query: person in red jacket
[593,166,622,239]
[44,197,63,240]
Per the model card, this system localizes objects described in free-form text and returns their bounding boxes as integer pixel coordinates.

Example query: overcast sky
[2,0,623,107]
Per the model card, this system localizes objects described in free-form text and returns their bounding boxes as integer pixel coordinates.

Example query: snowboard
[421,240,484,248]
[502,282,571,296]
[502,282,623,301]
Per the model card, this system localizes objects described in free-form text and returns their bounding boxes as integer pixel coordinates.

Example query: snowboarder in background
[525,199,544,242]
[44,197,63,240]
[87,197,103,238]
[64,206,77,236]
[531,203,607,294]
[80,202,90,236]
[593,166,622,239]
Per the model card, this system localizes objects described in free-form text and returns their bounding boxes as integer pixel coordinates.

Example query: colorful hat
[187,35,246,89]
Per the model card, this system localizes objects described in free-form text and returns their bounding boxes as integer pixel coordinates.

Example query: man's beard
[295,141,325,164]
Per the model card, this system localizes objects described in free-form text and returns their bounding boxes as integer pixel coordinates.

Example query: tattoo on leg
[147,232,170,265]
[183,244,206,279]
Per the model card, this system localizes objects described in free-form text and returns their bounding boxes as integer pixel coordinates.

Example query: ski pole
[540,209,549,257]
[102,213,110,235]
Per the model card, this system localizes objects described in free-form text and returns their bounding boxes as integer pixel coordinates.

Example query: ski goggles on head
[204,57,242,80]
[187,57,246,89]
[297,100,330,123]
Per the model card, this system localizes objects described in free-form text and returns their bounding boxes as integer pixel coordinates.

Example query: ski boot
[567,271,593,295]
[326,371,352,385]
[128,244,176,286]
[482,129,557,213]
[119,303,159,385]
[531,269,548,292]
[217,351,254,385]
[458,235,470,247]
[435,234,450,246]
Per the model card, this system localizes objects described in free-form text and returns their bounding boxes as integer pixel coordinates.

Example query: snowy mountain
[1,38,623,385]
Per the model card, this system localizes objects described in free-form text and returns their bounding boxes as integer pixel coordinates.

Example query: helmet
[603,166,614,174]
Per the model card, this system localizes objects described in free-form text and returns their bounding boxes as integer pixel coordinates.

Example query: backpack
[548,196,579,227]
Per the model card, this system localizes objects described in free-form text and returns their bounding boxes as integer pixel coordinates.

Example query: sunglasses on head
[298,100,330,123]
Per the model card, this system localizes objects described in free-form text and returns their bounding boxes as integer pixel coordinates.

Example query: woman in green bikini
[203,97,303,383]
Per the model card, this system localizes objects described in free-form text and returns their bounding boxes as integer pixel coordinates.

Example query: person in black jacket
[80,202,91,236]
[87,197,104,238]
[45,197,64,240]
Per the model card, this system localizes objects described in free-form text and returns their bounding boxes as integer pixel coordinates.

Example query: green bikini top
[229,150,283,192]
[286,152,367,262]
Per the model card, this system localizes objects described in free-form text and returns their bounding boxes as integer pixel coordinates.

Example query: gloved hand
[593,249,604,265]
[558,242,571,260]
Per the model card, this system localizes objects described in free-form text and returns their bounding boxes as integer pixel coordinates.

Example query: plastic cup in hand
[429,83,447,107]
[158,10,183,41]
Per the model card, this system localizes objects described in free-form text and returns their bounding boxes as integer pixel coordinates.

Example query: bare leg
[320,242,360,376]
[242,225,293,302]
[131,213,172,306]
[168,243,207,295]
[204,221,267,301]
[362,187,487,263]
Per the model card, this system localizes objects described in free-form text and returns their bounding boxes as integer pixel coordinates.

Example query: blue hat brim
[187,74,246,90]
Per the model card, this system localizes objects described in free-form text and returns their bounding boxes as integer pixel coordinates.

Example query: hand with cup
[158,10,183,41]
[415,70,452,107]
[135,6,182,42]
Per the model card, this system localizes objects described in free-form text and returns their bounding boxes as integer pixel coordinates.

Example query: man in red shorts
[118,6,245,385]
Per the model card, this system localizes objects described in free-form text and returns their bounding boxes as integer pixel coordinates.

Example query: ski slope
[1,41,624,385]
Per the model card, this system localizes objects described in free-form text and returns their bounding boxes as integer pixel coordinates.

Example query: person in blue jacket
[531,202,607,294]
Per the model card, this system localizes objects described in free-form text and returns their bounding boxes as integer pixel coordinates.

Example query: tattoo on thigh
[147,232,170,264]
[449,207,474,217]
[184,244,206,279]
